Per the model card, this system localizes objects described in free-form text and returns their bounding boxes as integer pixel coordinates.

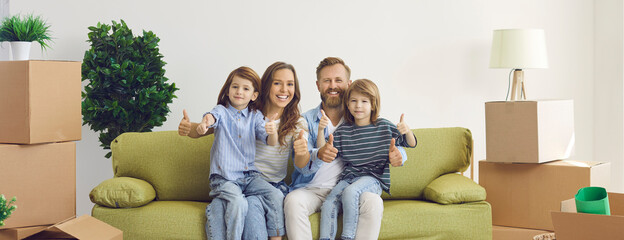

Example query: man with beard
[285,57,407,240]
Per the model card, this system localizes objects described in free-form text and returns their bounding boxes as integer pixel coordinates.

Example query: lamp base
[510,69,526,101]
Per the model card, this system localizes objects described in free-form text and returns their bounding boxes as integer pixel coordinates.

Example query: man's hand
[265,113,279,135]
[197,114,215,134]
[397,113,410,135]
[319,109,330,131]
[317,134,338,163]
[178,109,191,136]
[388,138,403,167]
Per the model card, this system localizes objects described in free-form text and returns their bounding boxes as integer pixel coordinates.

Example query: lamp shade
[489,29,549,69]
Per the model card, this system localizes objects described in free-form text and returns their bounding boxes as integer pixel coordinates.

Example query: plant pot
[10,41,32,60]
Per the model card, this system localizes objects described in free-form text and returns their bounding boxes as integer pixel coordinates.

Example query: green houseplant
[0,14,52,60]
[82,20,178,158]
[0,195,17,227]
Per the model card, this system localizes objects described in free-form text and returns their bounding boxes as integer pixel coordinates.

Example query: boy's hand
[318,134,338,163]
[389,138,402,167]
[293,130,308,157]
[397,113,410,135]
[265,113,279,135]
[319,109,330,131]
[178,109,191,136]
[197,114,215,134]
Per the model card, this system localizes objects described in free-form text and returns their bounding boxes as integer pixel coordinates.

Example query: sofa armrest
[89,177,156,208]
[424,173,486,204]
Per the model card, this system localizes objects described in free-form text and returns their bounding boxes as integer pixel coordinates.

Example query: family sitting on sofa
[177,57,416,240]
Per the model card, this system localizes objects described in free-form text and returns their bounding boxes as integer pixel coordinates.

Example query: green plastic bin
[575,186,610,215]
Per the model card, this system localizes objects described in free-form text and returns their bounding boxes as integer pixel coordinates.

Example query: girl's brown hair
[258,62,302,146]
[343,79,380,125]
[216,66,261,111]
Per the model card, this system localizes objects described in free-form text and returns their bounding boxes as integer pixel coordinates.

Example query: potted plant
[0,195,17,226]
[82,20,178,158]
[0,14,52,60]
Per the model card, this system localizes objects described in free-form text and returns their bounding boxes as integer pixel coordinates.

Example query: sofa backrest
[111,127,472,201]
[381,127,472,200]
[111,131,214,201]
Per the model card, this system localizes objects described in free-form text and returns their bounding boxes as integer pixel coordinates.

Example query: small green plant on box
[0,195,17,226]
[0,14,52,50]
[81,20,178,158]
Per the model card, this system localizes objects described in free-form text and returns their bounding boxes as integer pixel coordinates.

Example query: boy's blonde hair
[343,79,380,125]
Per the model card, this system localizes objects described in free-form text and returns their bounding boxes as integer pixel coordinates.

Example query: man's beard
[320,89,343,108]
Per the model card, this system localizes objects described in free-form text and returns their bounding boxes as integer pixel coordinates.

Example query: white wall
[9,0,599,216]
[594,0,624,192]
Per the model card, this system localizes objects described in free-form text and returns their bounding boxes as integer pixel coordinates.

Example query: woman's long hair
[258,62,301,146]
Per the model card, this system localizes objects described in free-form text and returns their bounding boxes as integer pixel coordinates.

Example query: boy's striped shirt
[332,118,416,192]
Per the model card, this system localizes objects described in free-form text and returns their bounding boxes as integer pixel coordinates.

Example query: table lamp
[489,29,549,101]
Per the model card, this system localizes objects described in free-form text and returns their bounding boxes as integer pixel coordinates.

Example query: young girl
[318,79,417,240]
[197,66,285,240]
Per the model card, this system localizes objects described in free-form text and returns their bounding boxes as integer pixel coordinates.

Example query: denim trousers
[205,172,285,240]
[319,176,382,240]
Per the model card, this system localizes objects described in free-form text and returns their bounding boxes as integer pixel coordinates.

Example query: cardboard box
[551,192,624,240]
[492,225,553,240]
[0,60,81,144]
[479,160,610,230]
[0,215,122,240]
[485,100,575,163]
[0,142,76,229]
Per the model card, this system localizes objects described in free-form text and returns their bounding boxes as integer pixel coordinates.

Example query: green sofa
[90,128,492,239]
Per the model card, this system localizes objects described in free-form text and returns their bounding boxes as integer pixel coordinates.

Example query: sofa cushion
[111,131,213,201]
[382,127,472,200]
[307,200,492,240]
[90,177,156,208]
[92,201,208,240]
[423,173,486,204]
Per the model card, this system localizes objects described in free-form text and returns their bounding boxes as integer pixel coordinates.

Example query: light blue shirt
[206,104,268,181]
[290,104,408,190]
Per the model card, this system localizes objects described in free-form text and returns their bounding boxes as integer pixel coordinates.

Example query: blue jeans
[205,172,285,240]
[243,181,288,239]
[319,176,383,240]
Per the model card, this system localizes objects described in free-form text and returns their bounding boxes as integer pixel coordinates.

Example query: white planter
[10,41,32,60]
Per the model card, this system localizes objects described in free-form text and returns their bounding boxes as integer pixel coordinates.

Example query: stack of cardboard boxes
[0,61,121,239]
[480,100,611,239]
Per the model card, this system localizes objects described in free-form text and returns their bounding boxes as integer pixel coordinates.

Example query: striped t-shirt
[254,117,308,183]
[332,118,416,192]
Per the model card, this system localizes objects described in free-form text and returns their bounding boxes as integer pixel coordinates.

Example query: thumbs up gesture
[397,113,410,135]
[318,134,338,163]
[397,113,417,147]
[388,138,402,167]
[178,109,191,136]
[293,130,308,158]
[197,113,215,135]
[265,113,279,135]
[319,110,330,131]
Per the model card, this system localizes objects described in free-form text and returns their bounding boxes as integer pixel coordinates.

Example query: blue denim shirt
[289,104,408,190]
[206,104,268,181]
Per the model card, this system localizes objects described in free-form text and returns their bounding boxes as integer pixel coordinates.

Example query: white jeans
[284,187,383,240]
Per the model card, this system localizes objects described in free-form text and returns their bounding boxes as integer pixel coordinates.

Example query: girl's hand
[178,109,191,136]
[197,114,215,134]
[265,113,279,135]
[318,109,329,131]
[397,113,410,135]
